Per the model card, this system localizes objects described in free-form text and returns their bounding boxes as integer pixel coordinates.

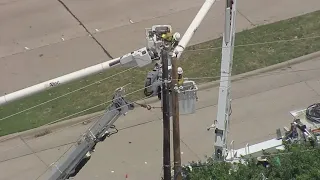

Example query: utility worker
[161,32,181,47]
[177,67,184,87]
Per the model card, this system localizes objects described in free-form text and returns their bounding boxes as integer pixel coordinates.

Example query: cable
[2,63,320,157]
[2,81,304,170]
[0,66,138,122]
[3,64,318,126]
[174,65,320,82]
[184,35,320,52]
[3,64,320,124]
[3,34,320,121]
[0,100,159,164]
[35,92,157,180]
[43,83,159,126]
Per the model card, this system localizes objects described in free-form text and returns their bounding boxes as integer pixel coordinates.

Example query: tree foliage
[183,144,320,180]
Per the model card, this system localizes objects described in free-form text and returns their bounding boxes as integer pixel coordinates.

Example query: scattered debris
[34,129,52,138]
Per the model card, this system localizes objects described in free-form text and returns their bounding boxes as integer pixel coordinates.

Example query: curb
[197,51,320,90]
[1,51,320,141]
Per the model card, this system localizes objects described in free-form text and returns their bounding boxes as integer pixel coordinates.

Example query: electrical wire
[3,13,320,180]
[0,99,160,164]
[2,34,320,122]
[25,76,320,179]
[0,66,138,122]
[0,88,302,168]
[3,36,320,171]
[2,64,319,136]
[4,64,320,124]
[35,92,158,180]
[3,81,310,176]
[172,66,320,82]
[184,35,320,52]
[42,83,160,126]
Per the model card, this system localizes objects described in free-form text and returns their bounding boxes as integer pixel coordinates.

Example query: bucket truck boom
[212,0,237,161]
[0,47,155,106]
[38,87,134,180]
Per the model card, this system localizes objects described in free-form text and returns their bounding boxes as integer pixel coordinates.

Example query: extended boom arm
[38,87,134,180]
[0,47,154,106]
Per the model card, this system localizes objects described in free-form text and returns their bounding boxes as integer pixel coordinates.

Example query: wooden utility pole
[161,49,171,180]
[171,55,182,180]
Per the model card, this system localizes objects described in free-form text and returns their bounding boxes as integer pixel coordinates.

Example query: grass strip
[0,10,320,136]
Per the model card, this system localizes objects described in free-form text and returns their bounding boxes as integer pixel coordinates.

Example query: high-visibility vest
[178,77,184,86]
[161,33,173,42]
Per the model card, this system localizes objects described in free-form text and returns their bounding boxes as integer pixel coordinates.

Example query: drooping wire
[3,65,320,128]
[184,35,320,52]
[35,91,157,180]
[43,83,160,126]
[3,34,320,122]
[0,66,138,122]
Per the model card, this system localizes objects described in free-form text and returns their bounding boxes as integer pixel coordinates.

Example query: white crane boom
[0,47,153,106]
[173,0,216,59]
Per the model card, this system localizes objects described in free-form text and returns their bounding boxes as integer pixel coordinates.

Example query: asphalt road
[1,57,320,180]
[1,0,320,94]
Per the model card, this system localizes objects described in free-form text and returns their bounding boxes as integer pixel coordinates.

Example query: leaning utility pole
[214,0,237,161]
[161,48,172,180]
[171,55,182,180]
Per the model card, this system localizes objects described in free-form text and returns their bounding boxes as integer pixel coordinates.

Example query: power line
[0,66,137,122]
[184,35,320,52]
[35,93,158,180]
[183,66,320,81]
[2,34,319,121]
[43,83,158,126]
[0,106,159,164]
[2,65,320,123]
[2,82,310,168]
[0,90,293,165]
[1,73,194,124]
